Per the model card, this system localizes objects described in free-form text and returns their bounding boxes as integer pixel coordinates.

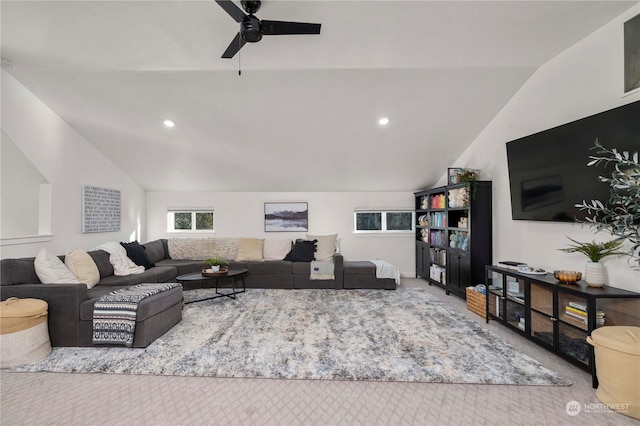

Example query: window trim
[167,209,215,233]
[353,210,415,234]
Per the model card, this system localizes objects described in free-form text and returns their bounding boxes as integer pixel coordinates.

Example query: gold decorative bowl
[554,270,582,283]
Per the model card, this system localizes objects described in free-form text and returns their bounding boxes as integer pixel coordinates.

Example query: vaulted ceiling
[2,1,637,192]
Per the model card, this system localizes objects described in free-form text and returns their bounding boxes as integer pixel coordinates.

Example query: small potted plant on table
[203,258,229,275]
[559,237,627,287]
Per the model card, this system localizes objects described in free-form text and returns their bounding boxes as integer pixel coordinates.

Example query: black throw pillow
[120,241,154,269]
[284,239,317,262]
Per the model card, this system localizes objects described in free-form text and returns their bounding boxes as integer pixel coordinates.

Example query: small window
[168,209,214,232]
[354,210,414,233]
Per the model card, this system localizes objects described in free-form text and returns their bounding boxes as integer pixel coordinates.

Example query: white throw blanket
[93,242,144,276]
[310,261,335,280]
[370,260,400,285]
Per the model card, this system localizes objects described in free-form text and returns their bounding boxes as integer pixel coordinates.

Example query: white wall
[0,70,146,258]
[447,6,640,292]
[1,130,48,238]
[146,191,416,277]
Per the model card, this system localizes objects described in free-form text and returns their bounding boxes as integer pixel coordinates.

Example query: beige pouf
[1,297,52,368]
[587,326,640,420]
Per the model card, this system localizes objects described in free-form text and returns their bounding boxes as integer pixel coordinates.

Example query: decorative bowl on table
[202,267,228,277]
[553,270,582,283]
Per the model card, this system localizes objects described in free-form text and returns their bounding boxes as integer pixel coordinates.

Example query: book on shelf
[564,311,605,324]
[566,306,588,317]
[568,301,587,311]
[498,261,527,270]
[508,291,525,303]
[561,314,589,328]
[565,304,605,318]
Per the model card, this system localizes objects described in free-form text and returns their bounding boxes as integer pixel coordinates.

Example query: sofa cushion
[292,261,313,274]
[236,238,264,261]
[64,248,100,288]
[227,260,248,270]
[87,250,115,278]
[97,266,176,286]
[168,238,215,260]
[34,248,80,284]
[120,241,153,269]
[167,237,239,261]
[143,240,167,264]
[263,239,292,260]
[343,261,376,275]
[306,234,337,262]
[1,258,40,286]
[246,261,292,274]
[284,239,316,262]
[213,238,240,260]
[155,259,204,276]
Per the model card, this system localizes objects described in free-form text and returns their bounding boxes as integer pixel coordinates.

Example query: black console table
[485,265,640,388]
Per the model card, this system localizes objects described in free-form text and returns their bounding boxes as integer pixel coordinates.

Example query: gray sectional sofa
[147,239,345,290]
[0,246,183,348]
[0,238,395,348]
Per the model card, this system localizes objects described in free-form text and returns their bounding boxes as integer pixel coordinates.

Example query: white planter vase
[211,265,220,272]
[585,261,605,287]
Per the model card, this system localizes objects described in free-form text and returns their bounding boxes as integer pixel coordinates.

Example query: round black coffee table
[176,268,247,304]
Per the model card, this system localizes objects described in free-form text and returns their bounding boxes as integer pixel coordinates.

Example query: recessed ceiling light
[163,119,175,128]
[378,117,390,126]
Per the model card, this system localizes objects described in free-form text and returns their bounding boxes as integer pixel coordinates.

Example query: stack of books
[563,301,605,327]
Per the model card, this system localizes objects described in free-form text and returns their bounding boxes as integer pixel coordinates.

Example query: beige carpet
[1,280,635,425]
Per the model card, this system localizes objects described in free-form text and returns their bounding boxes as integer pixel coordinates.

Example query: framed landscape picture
[264,202,308,232]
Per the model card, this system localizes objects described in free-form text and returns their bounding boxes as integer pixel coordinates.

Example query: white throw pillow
[34,248,80,284]
[306,234,338,262]
[263,239,292,260]
[236,238,265,261]
[65,248,100,289]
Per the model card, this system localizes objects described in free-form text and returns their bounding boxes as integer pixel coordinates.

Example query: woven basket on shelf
[466,287,486,319]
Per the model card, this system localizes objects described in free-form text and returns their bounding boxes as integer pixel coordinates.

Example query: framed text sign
[81,185,121,233]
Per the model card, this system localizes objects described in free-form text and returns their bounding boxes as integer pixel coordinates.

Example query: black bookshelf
[414,181,492,298]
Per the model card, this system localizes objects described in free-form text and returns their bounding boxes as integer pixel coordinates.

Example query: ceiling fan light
[241,17,263,42]
[163,119,175,128]
[378,117,390,126]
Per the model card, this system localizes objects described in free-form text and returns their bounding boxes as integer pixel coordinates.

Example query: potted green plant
[458,169,478,198]
[204,257,228,273]
[559,236,627,287]
[575,140,640,269]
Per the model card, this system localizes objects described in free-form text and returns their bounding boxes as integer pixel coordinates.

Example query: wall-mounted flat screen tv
[506,101,640,222]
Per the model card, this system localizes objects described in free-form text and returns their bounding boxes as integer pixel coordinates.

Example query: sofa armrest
[1,283,88,346]
[333,253,344,289]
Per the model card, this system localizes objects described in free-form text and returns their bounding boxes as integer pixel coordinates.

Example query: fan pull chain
[238,38,242,76]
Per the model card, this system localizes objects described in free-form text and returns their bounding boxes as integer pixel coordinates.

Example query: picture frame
[264,202,308,232]
[447,168,464,185]
[81,185,121,233]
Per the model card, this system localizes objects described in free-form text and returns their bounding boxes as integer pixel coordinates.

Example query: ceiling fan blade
[215,0,246,23]
[261,20,321,35]
[221,32,247,58]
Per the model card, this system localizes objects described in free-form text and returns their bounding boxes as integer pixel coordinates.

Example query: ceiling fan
[215,0,321,59]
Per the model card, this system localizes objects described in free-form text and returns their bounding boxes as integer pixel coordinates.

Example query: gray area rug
[12,289,571,385]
